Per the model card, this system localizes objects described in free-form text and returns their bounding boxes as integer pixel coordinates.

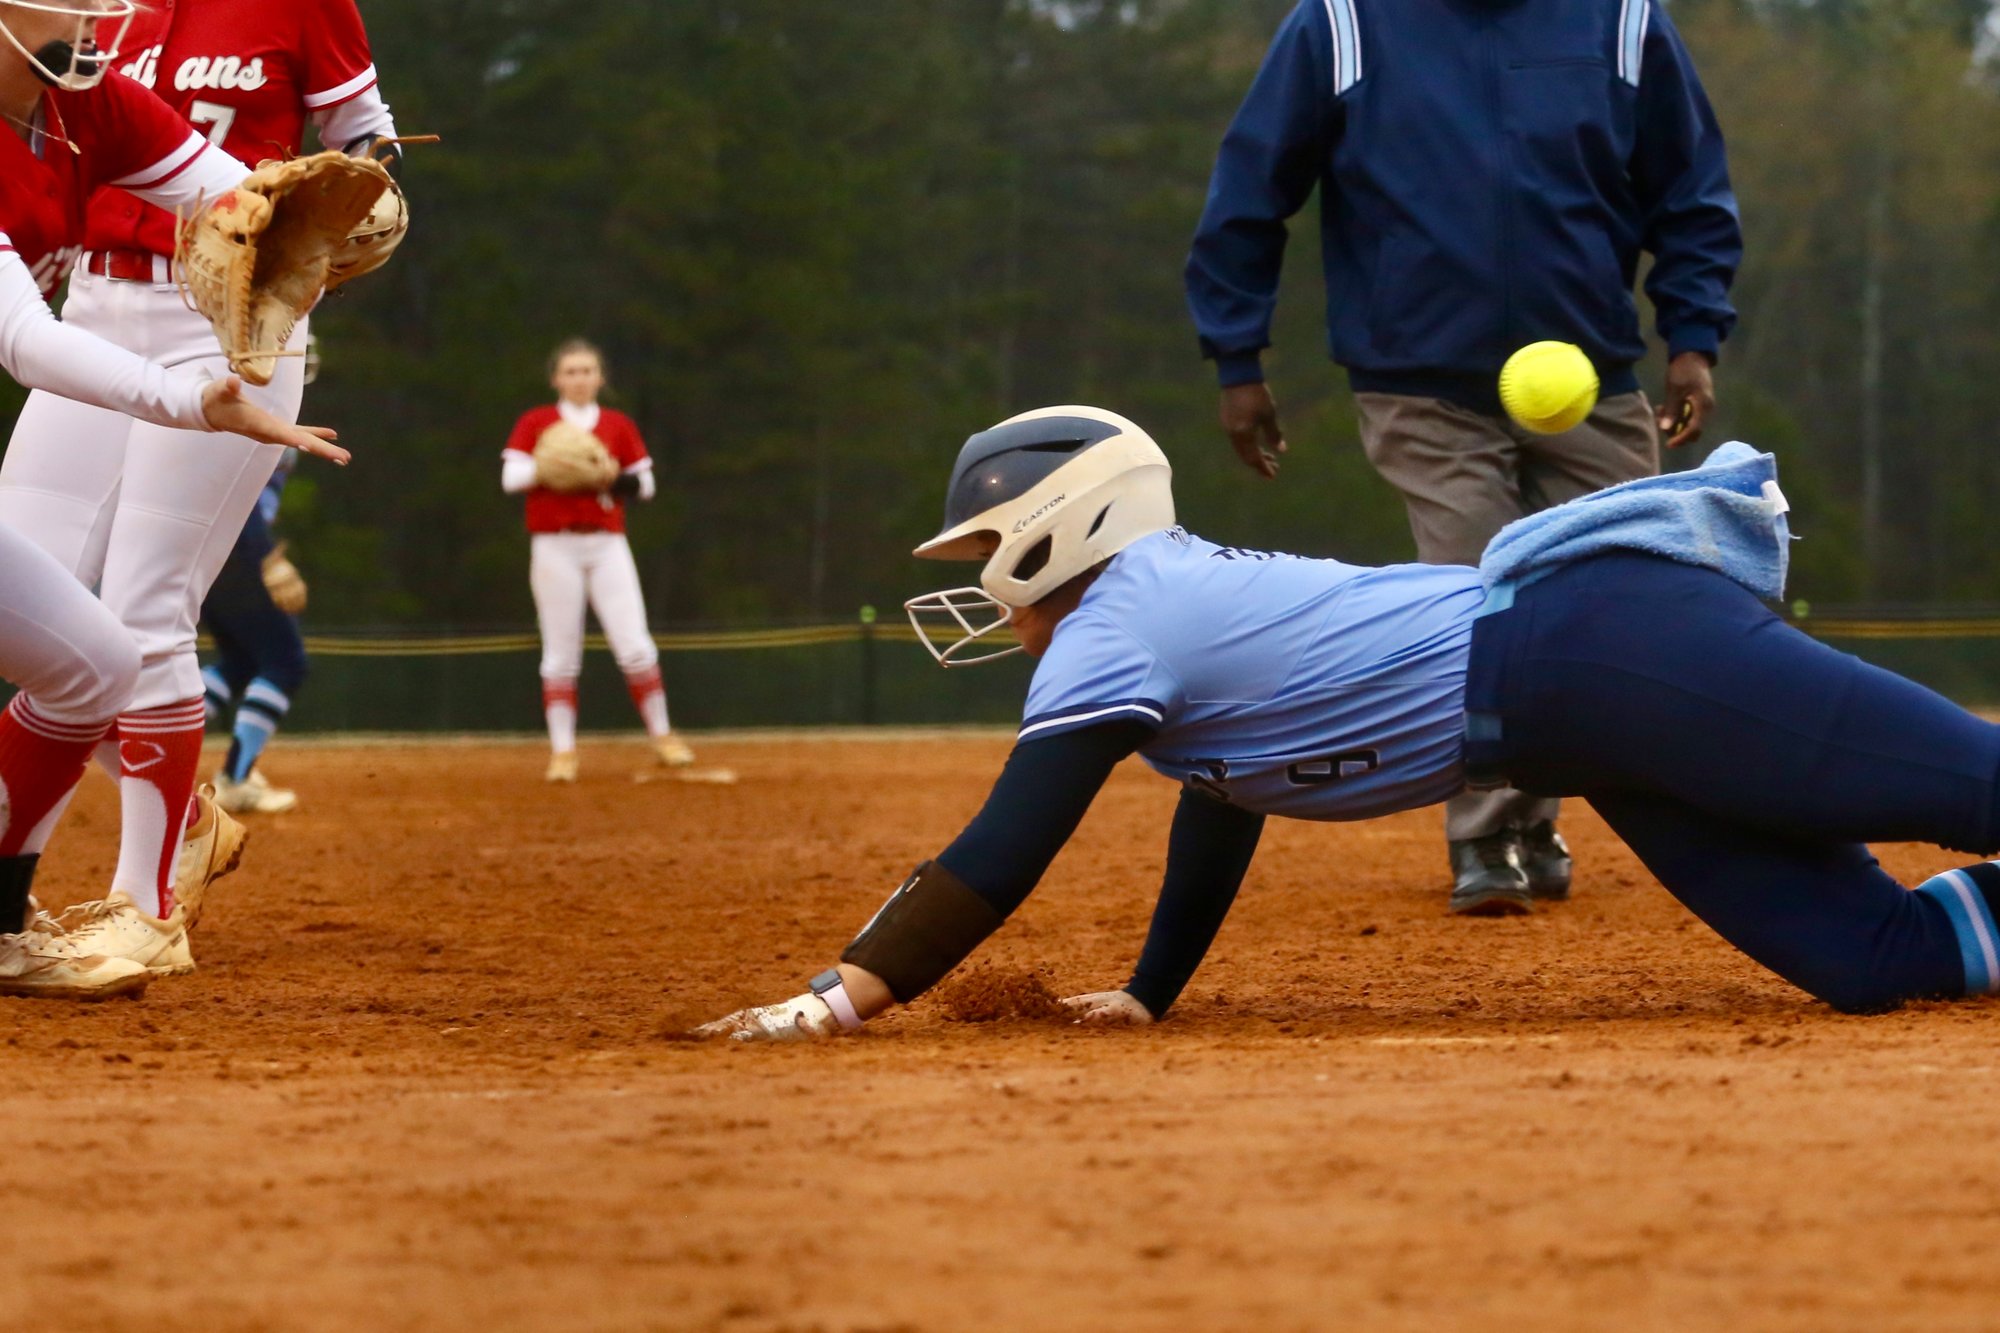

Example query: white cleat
[175,786,247,931]
[55,894,195,978]
[545,751,579,783]
[653,734,696,767]
[0,919,150,1000]
[214,767,298,815]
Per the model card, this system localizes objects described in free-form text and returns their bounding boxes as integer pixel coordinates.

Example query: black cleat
[1448,831,1531,916]
[1520,820,1573,902]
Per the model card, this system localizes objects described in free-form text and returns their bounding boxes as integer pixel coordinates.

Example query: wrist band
[809,968,864,1031]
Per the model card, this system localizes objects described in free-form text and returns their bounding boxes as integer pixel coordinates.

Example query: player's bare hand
[201,377,350,465]
[1061,990,1154,1027]
[692,992,844,1043]
[1659,351,1715,450]
[1220,383,1286,479]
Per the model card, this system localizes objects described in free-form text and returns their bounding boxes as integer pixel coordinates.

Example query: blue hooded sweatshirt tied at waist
[1185,0,1742,413]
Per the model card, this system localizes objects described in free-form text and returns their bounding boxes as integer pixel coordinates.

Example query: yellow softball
[1498,341,1599,435]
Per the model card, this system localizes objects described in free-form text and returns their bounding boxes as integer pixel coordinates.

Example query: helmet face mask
[903,405,1174,667]
[0,0,136,92]
[904,586,1021,667]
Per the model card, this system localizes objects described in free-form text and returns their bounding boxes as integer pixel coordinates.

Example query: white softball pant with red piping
[0,520,139,725]
[529,531,660,679]
[0,269,307,712]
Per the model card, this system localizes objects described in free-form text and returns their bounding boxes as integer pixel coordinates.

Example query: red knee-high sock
[623,667,669,738]
[110,699,206,918]
[0,695,107,857]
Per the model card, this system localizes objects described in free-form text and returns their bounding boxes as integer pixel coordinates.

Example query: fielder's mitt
[177,151,393,386]
[532,421,620,494]
[262,542,307,615]
[326,174,407,290]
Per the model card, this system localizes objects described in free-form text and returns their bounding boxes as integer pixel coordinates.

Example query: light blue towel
[1478,440,1792,601]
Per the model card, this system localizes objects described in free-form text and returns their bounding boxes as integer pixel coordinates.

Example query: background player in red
[502,339,696,782]
[0,0,401,978]
[0,0,345,996]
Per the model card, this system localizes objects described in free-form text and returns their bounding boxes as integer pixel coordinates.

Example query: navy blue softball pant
[201,508,307,699]
[1465,553,2000,1012]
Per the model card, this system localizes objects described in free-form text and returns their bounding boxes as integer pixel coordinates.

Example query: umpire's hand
[1221,383,1287,479]
[1659,351,1717,449]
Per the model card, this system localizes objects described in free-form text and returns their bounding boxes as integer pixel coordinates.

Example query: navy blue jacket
[1186,0,1742,412]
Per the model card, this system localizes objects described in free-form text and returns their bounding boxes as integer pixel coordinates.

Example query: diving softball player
[0,0,345,998]
[0,0,398,975]
[701,407,2000,1040]
[503,339,696,782]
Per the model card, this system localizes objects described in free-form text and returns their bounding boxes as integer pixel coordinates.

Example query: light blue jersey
[1021,528,1483,820]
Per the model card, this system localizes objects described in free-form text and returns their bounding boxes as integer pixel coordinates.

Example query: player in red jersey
[502,339,697,783]
[0,0,345,998]
[0,0,401,980]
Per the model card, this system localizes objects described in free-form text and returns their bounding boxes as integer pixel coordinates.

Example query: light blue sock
[1913,862,2000,996]
[226,677,291,783]
[202,666,233,728]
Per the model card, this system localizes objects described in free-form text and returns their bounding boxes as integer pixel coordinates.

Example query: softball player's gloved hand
[531,421,621,494]
[178,151,395,387]
[262,543,308,615]
[694,993,844,1042]
[1061,990,1154,1027]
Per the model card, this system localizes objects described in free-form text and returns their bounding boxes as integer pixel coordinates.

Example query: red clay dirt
[4,735,1997,1331]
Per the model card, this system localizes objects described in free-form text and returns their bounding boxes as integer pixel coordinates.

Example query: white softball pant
[0,521,140,725]
[529,532,660,679]
[0,269,307,711]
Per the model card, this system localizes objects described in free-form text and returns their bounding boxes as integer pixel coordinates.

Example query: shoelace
[1,916,79,956]
[23,895,69,937]
[8,900,112,959]
[51,899,127,947]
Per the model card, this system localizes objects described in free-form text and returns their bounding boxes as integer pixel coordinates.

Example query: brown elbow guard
[841,860,1004,1003]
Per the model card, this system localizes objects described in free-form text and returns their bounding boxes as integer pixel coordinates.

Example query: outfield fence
[220,605,2000,733]
[258,617,1033,732]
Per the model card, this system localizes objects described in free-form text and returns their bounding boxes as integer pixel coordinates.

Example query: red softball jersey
[0,74,205,298]
[89,0,381,258]
[504,407,652,535]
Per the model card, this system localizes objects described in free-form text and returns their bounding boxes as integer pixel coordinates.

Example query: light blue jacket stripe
[1917,870,2000,995]
[1319,0,1362,95]
[1617,0,1649,87]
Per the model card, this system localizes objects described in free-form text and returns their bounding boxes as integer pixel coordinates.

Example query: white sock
[542,678,578,754]
[641,692,668,738]
[110,778,175,918]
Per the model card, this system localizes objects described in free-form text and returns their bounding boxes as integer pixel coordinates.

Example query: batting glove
[1061,990,1154,1027]
[694,992,844,1043]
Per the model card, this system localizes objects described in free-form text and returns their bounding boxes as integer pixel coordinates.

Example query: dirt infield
[5,736,1998,1331]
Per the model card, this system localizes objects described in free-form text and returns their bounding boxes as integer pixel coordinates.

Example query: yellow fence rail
[187,614,2000,659]
[202,622,941,658]
[1793,617,2000,640]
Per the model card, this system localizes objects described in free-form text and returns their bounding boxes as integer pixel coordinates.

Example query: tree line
[4,0,1998,625]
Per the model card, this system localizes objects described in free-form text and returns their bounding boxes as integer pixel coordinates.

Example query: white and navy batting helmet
[904,406,1174,665]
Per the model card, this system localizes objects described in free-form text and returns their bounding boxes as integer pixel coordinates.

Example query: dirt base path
[4,737,1994,1331]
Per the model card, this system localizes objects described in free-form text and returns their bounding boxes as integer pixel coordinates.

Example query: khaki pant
[1355,390,1660,842]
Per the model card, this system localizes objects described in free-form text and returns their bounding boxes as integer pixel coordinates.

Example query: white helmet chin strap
[0,0,135,92]
[904,587,1023,667]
